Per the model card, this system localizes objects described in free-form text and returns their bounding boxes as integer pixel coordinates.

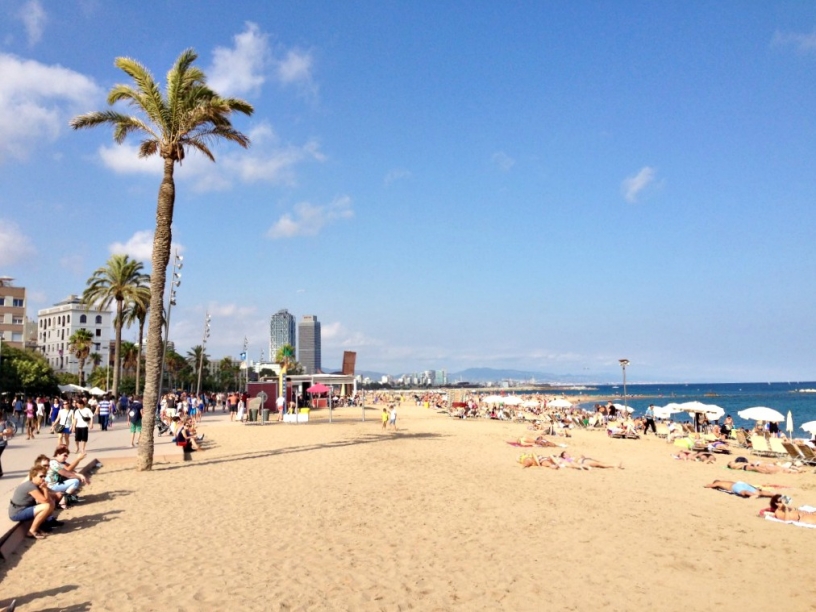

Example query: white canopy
[738,406,785,422]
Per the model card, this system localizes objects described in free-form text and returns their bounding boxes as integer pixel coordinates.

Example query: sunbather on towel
[727,457,803,474]
[557,451,623,469]
[517,453,560,469]
[516,435,559,448]
[762,494,816,524]
[673,450,716,463]
[704,480,776,498]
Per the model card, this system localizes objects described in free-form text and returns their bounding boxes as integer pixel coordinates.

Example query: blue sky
[1,1,815,382]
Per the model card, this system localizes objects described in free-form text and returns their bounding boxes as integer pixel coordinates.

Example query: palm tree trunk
[79,357,86,386]
[112,299,123,395]
[135,320,144,395]
[139,157,176,471]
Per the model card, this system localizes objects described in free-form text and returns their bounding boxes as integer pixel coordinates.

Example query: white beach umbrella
[88,386,106,396]
[800,421,816,434]
[501,396,523,406]
[787,410,794,436]
[481,395,505,404]
[521,400,540,408]
[58,384,86,394]
[611,403,634,413]
[547,398,573,409]
[653,405,679,419]
[738,406,785,422]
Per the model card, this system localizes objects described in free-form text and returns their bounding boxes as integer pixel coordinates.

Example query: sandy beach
[1,401,815,611]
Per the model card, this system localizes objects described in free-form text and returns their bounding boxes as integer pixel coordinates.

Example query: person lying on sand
[673,450,716,463]
[516,435,560,448]
[557,451,623,469]
[760,494,816,524]
[517,453,560,468]
[727,457,803,474]
[704,480,776,498]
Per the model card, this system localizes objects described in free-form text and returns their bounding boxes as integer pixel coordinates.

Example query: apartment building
[0,276,26,348]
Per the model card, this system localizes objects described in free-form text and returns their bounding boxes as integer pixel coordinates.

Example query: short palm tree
[120,341,139,376]
[89,352,103,371]
[275,344,298,400]
[68,328,94,387]
[82,254,149,398]
[71,49,253,470]
[122,283,150,395]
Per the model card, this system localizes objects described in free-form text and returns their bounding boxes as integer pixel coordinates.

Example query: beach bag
[54,423,65,433]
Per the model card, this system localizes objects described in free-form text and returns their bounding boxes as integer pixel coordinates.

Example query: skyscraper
[269,309,296,359]
[298,315,321,374]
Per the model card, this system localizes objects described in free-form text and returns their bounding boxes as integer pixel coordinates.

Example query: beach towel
[763,505,816,528]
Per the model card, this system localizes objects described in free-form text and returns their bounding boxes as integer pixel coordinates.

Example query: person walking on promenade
[96,394,112,431]
[24,397,36,439]
[382,407,388,430]
[72,399,94,455]
[643,404,657,436]
[128,396,143,447]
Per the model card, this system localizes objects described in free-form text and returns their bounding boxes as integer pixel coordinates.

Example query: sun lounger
[795,444,816,466]
[655,423,669,439]
[781,441,804,463]
[735,430,750,448]
[750,436,776,458]
[768,438,790,458]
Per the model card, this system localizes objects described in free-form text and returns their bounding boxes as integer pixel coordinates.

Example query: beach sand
[1,401,815,611]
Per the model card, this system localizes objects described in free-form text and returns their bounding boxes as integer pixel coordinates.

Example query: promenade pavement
[0,409,234,497]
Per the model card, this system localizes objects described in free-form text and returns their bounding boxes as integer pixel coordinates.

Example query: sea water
[556,382,816,433]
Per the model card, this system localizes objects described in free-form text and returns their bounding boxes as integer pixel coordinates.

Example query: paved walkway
[0,410,235,496]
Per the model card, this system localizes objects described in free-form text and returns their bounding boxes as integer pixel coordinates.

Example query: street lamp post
[241,336,248,392]
[195,312,211,397]
[157,250,183,402]
[619,359,630,413]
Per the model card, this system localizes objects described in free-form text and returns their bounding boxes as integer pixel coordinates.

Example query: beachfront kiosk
[284,373,357,423]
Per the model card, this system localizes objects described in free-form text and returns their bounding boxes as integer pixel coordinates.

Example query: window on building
[94,343,100,351]
[0,298,4,306]
[80,314,87,324]
[13,298,24,307]
[95,315,102,324]
[12,317,23,325]
[11,333,22,342]
[96,329,101,337]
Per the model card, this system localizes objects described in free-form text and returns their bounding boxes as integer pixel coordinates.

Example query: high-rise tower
[298,315,321,374]
[269,309,296,359]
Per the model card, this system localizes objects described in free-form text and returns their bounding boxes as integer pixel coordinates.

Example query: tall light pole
[241,336,248,392]
[157,250,182,401]
[619,359,630,413]
[195,312,211,397]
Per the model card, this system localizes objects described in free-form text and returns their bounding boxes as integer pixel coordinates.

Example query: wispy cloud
[0,219,36,266]
[276,48,318,100]
[208,22,270,97]
[267,196,353,239]
[109,230,185,266]
[0,53,101,162]
[59,254,84,275]
[772,28,816,54]
[491,151,515,172]
[621,166,657,203]
[18,0,47,45]
[384,168,412,187]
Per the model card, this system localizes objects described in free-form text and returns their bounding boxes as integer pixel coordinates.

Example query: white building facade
[38,295,112,377]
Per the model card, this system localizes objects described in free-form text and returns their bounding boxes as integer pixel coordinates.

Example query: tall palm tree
[68,329,94,387]
[89,352,103,371]
[71,49,253,470]
[186,345,209,394]
[82,254,149,398]
[120,341,139,376]
[219,357,239,391]
[122,283,150,395]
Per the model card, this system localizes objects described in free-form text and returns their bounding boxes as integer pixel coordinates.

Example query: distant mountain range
[357,367,597,384]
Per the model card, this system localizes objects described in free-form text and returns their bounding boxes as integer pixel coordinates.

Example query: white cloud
[491,151,515,172]
[772,29,816,53]
[18,0,47,45]
[267,195,354,239]
[208,302,257,318]
[109,230,185,265]
[96,128,323,192]
[621,166,657,203]
[0,219,36,265]
[321,321,378,348]
[208,22,270,97]
[98,143,163,175]
[0,53,101,162]
[384,168,412,187]
[276,48,318,99]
